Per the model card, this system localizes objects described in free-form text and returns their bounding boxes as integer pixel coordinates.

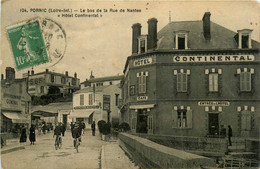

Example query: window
[209,74,218,92]
[241,110,252,131]
[72,78,76,85]
[173,107,192,129]
[240,72,251,92]
[130,85,135,96]
[61,77,65,84]
[175,32,188,50]
[109,81,112,85]
[115,94,119,106]
[51,74,55,82]
[137,72,148,94]
[138,36,147,54]
[40,86,44,93]
[89,94,93,105]
[237,29,252,49]
[96,83,103,87]
[80,94,84,105]
[177,73,187,92]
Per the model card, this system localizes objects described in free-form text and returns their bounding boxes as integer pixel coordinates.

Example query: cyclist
[72,123,81,148]
[53,123,62,146]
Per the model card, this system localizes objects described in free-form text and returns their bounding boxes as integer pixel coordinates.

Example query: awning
[129,104,155,109]
[2,112,30,124]
[69,110,95,118]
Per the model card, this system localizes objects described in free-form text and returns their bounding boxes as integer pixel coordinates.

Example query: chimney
[46,69,49,73]
[147,18,158,50]
[74,72,77,78]
[31,69,34,75]
[132,23,141,54]
[65,71,68,77]
[90,71,95,79]
[5,67,15,83]
[202,12,211,40]
[28,70,30,76]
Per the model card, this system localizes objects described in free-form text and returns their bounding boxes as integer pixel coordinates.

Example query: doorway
[63,114,68,125]
[208,113,219,136]
[136,109,148,133]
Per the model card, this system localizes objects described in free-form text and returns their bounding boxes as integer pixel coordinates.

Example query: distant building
[26,69,80,96]
[1,67,31,137]
[71,74,123,126]
[120,12,260,138]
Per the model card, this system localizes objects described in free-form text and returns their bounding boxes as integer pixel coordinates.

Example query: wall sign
[137,96,148,101]
[173,55,254,63]
[103,95,111,111]
[74,105,99,109]
[133,57,152,67]
[198,101,230,106]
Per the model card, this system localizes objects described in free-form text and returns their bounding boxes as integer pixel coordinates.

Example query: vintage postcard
[1,0,259,169]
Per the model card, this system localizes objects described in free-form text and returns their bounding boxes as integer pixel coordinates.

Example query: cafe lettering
[173,55,254,63]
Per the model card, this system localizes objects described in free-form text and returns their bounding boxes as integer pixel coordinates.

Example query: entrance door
[136,109,148,133]
[63,114,68,124]
[208,113,219,136]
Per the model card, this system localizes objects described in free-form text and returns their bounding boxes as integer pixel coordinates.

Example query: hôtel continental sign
[173,55,254,63]
[133,57,152,67]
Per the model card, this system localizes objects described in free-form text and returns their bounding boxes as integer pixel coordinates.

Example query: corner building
[120,12,260,138]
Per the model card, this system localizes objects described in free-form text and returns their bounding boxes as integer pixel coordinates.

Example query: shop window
[137,72,148,94]
[138,36,147,54]
[80,94,84,105]
[89,93,93,105]
[209,74,218,92]
[130,85,135,96]
[240,71,251,92]
[172,107,192,129]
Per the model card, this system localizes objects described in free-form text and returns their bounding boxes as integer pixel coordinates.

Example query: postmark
[6,18,49,70]
[40,18,66,67]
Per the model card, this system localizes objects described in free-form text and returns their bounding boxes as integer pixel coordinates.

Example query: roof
[30,71,78,79]
[80,75,123,84]
[157,21,260,50]
[31,102,73,114]
[73,86,110,94]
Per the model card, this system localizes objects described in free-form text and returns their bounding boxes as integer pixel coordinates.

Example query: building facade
[120,12,260,138]
[71,75,122,127]
[1,67,31,137]
[26,69,80,96]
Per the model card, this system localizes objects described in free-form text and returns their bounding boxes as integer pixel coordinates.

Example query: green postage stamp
[6,19,49,70]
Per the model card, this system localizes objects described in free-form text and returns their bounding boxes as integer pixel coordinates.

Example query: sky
[1,0,259,82]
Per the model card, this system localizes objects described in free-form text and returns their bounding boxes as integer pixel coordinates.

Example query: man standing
[91,121,96,136]
[228,125,232,146]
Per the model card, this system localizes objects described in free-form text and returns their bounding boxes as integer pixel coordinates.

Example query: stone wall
[119,133,216,168]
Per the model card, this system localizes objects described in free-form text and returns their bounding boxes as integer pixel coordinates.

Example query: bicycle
[73,137,80,152]
[55,135,62,150]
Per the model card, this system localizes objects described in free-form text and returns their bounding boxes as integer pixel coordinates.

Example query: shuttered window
[240,72,251,91]
[177,73,187,92]
[241,110,251,131]
[138,74,147,94]
[209,74,218,92]
[80,94,84,105]
[89,94,93,105]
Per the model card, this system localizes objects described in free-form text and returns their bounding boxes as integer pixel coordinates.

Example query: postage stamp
[6,18,49,70]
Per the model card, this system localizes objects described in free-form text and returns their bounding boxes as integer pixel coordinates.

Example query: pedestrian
[228,125,232,146]
[61,123,66,136]
[82,122,86,134]
[29,125,36,145]
[42,122,46,134]
[20,125,27,145]
[91,121,96,136]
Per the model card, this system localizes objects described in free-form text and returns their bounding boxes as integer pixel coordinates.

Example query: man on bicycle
[54,123,62,145]
[72,123,81,147]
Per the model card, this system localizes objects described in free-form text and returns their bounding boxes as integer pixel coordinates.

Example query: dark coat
[91,123,96,131]
[72,127,81,138]
[20,127,27,143]
[228,127,232,137]
[29,127,36,142]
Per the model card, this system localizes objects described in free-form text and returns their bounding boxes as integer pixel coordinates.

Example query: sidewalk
[101,141,139,169]
[1,131,53,155]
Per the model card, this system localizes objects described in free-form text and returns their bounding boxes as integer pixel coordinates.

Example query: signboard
[103,95,110,111]
[173,55,254,63]
[137,96,148,101]
[133,57,152,67]
[198,101,230,106]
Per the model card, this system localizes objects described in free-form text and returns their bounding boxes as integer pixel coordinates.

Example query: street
[2,130,105,169]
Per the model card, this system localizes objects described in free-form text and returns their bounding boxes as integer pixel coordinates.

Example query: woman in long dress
[29,125,36,145]
[19,125,27,144]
